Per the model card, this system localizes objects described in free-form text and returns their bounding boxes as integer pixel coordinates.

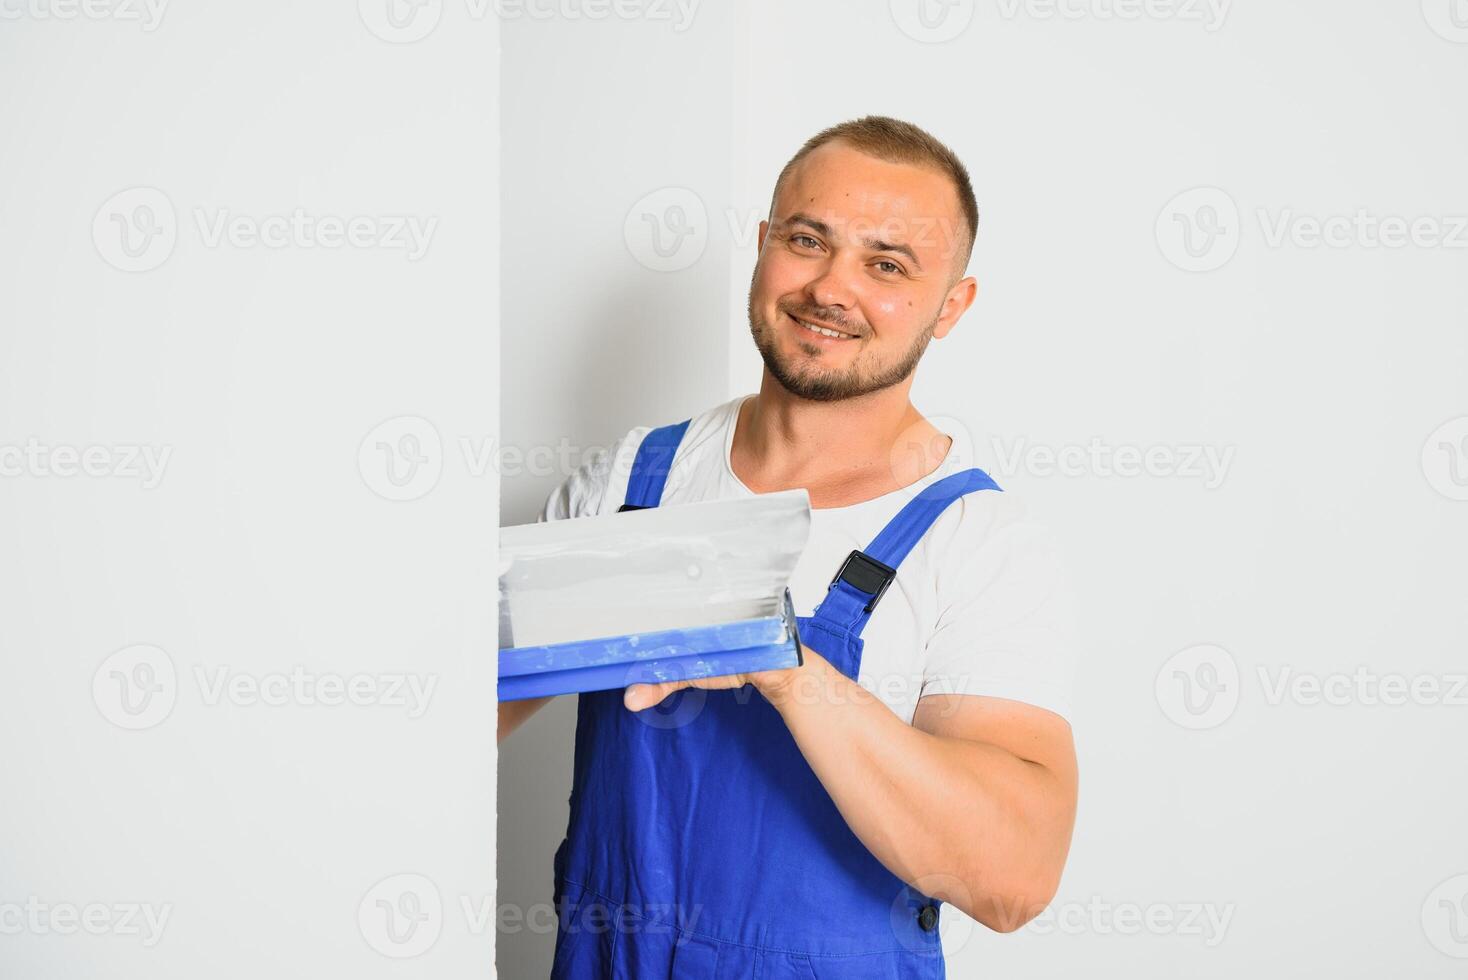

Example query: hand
[623,643,813,713]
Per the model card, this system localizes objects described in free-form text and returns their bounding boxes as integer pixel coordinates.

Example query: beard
[748,295,937,403]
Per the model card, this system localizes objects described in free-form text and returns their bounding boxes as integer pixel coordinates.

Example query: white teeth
[796,318,849,339]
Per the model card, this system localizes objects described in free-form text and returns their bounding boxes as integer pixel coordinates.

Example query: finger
[624,680,690,712]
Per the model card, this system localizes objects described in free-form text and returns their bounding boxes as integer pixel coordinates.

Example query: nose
[803,254,859,313]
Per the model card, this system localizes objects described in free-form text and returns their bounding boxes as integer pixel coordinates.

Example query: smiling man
[500,116,1078,979]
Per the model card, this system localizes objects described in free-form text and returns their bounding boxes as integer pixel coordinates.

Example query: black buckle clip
[831,550,897,613]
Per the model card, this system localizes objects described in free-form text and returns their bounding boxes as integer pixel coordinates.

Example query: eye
[791,234,822,250]
[874,259,905,276]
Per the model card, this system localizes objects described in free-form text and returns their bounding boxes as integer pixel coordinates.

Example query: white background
[500,1,1468,977]
[0,3,499,977]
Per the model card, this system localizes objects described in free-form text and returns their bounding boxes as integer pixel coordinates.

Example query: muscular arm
[626,647,1077,932]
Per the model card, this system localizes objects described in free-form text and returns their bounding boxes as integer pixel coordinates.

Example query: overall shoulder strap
[619,419,692,511]
[812,467,1002,636]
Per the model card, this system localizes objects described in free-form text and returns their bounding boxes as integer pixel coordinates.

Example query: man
[501,116,1077,978]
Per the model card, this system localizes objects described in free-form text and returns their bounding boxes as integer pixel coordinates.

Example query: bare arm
[786,669,1075,929]
[498,695,554,743]
[625,647,1077,931]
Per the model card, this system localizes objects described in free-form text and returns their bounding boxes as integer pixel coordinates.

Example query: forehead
[774,141,965,257]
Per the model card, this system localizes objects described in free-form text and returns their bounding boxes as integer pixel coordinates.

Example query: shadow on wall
[498,276,723,522]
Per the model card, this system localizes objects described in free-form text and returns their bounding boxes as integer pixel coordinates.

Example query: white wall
[0,5,498,977]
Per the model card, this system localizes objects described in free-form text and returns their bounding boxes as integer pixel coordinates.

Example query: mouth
[786,312,859,342]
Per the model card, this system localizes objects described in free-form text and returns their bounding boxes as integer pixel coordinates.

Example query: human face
[747,140,975,403]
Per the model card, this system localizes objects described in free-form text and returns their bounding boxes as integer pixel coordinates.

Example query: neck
[730,369,951,506]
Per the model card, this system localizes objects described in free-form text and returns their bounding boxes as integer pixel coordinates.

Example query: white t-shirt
[539,394,1075,726]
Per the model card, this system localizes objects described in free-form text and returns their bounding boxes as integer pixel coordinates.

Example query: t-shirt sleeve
[538,448,611,523]
[919,498,1076,720]
[536,428,647,523]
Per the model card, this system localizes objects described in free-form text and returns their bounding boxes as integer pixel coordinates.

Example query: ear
[931,276,978,340]
[756,219,770,253]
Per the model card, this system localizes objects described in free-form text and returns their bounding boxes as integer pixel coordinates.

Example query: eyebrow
[781,212,923,271]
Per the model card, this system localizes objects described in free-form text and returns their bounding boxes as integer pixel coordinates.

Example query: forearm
[764,651,1072,930]
[498,695,553,743]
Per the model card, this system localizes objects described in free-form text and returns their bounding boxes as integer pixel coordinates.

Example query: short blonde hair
[770,116,979,273]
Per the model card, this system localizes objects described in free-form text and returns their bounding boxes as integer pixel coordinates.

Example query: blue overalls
[550,419,1001,979]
